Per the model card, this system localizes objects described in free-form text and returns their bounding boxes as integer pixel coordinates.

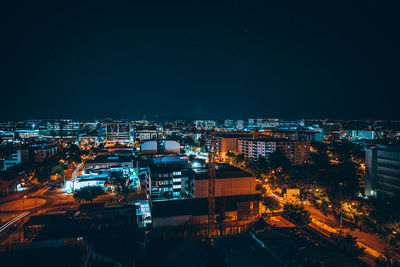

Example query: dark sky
[1,0,399,121]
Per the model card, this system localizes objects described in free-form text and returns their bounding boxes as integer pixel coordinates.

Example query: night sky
[1,1,399,121]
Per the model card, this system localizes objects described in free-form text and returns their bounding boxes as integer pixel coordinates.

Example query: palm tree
[115,177,136,201]
[73,186,105,203]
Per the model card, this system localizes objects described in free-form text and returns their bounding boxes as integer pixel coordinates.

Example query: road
[0,162,86,244]
[264,184,390,266]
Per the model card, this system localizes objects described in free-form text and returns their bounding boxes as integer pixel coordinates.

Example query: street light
[22,195,27,210]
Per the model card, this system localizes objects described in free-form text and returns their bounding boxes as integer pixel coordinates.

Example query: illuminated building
[149,164,186,200]
[194,120,217,130]
[105,122,133,145]
[135,130,163,141]
[238,138,311,165]
[365,145,400,199]
[238,138,276,160]
[224,119,235,128]
[36,119,80,138]
[15,130,40,139]
[0,150,21,171]
[141,140,180,155]
[344,130,378,140]
[79,136,99,148]
[72,173,109,191]
[215,134,247,158]
[276,140,311,165]
[20,144,61,163]
[84,155,134,170]
[236,120,245,130]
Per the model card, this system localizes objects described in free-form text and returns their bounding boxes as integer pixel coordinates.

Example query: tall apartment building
[216,134,247,157]
[365,145,400,199]
[276,140,311,165]
[237,138,310,165]
[237,138,276,160]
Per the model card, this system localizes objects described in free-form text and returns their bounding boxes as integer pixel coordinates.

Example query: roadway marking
[0,212,30,233]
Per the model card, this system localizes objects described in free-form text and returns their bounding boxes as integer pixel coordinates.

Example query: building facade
[105,122,133,145]
[237,138,310,165]
[365,145,400,199]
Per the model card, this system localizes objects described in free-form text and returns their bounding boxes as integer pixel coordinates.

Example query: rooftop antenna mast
[208,131,216,237]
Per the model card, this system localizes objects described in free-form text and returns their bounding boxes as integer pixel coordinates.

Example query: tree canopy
[73,186,105,203]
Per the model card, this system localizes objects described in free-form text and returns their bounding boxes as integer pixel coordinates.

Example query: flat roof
[194,165,252,180]
[86,155,133,164]
[152,194,260,218]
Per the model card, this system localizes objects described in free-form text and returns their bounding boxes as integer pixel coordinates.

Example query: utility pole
[208,132,216,238]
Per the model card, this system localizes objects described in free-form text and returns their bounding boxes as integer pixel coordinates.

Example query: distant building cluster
[1,117,400,266]
[1,118,400,202]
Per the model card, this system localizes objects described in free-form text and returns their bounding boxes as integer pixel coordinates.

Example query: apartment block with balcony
[237,138,276,160]
[237,138,310,165]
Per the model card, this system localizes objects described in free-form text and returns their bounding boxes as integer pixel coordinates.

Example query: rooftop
[193,165,252,180]
[152,194,260,218]
[86,155,134,164]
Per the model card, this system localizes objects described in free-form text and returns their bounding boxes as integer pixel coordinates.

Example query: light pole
[22,195,27,210]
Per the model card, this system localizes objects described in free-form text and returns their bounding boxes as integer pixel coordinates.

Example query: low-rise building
[20,144,61,163]
[151,194,260,230]
[84,155,134,170]
[193,166,258,198]
[0,150,22,171]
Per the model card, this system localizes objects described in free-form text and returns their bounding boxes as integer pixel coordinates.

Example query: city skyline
[1,2,400,266]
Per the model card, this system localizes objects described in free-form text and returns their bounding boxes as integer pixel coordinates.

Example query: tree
[375,256,400,267]
[50,164,65,178]
[283,203,311,226]
[310,152,330,170]
[336,159,363,196]
[115,177,136,201]
[64,144,82,163]
[166,133,182,143]
[73,186,105,203]
[183,136,196,148]
[263,196,281,211]
[234,154,245,165]
[330,230,365,257]
[197,138,207,152]
[269,150,291,171]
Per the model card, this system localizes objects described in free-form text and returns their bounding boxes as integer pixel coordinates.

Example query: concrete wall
[194,177,257,198]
